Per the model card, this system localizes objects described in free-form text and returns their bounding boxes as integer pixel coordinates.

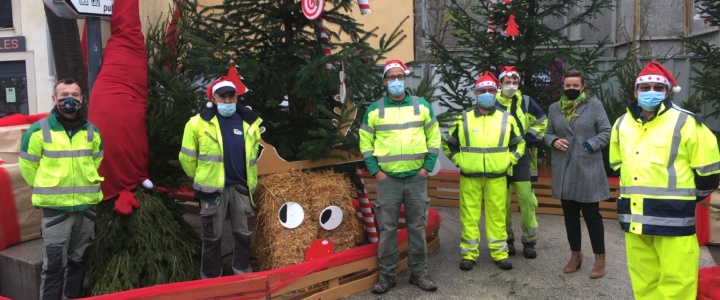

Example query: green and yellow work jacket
[19,113,104,211]
[443,106,525,177]
[179,106,262,205]
[359,94,441,177]
[610,99,720,236]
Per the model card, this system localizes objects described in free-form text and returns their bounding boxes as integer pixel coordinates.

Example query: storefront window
[0,0,12,29]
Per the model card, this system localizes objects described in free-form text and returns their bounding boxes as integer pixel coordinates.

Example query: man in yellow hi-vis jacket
[443,71,525,271]
[610,62,720,300]
[179,77,262,279]
[359,59,440,294]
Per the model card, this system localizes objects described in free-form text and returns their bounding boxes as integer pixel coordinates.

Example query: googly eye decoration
[319,206,343,230]
[279,202,305,229]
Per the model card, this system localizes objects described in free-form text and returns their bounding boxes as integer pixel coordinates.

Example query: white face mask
[501,85,518,97]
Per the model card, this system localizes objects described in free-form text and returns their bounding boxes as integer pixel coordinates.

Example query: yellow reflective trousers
[459,176,508,261]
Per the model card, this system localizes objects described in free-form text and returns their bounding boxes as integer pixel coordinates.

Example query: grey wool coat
[543,96,611,202]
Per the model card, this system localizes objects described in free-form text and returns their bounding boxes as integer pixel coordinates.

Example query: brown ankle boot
[563,251,582,273]
[590,254,605,279]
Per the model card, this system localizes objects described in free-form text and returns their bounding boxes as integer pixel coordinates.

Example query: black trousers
[560,200,605,254]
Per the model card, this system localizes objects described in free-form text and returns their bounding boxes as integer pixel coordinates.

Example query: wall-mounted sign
[43,0,113,19]
[5,88,16,103]
[0,36,25,52]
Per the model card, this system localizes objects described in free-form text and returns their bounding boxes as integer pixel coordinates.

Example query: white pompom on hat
[382,59,410,78]
[498,66,520,81]
[635,62,681,93]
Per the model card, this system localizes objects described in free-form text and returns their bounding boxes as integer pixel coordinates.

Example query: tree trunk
[44,5,88,98]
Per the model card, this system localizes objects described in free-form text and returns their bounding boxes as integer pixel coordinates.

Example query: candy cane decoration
[316,17,333,72]
[358,0,371,15]
[302,0,325,20]
[354,165,378,243]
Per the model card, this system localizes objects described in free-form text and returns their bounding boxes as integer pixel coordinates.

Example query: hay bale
[253,170,364,270]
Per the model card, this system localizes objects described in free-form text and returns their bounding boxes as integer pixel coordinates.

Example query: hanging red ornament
[505,14,519,40]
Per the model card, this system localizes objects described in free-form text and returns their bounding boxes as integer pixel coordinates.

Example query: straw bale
[253,170,365,270]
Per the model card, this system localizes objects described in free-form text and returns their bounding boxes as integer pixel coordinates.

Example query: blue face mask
[387,79,405,97]
[217,103,236,117]
[637,91,665,111]
[477,93,495,108]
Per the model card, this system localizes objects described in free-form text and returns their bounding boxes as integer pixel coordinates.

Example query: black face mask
[563,89,581,100]
[56,97,83,114]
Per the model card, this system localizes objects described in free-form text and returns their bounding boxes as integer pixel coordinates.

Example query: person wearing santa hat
[443,71,525,271]
[609,61,720,299]
[495,66,547,259]
[179,77,263,279]
[359,59,440,294]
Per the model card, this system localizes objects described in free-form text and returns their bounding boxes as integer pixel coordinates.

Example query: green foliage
[84,190,201,296]
[685,0,720,125]
[428,0,613,126]
[177,0,407,161]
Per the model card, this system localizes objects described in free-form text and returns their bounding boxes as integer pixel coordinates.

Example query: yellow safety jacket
[19,113,104,211]
[443,106,525,177]
[359,95,441,177]
[609,101,720,236]
[179,106,262,205]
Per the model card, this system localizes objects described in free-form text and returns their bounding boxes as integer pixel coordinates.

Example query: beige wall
[342,0,414,63]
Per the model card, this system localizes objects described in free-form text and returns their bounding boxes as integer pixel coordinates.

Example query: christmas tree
[685,0,720,125]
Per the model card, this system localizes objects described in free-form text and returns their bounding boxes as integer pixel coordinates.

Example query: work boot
[459,259,475,271]
[371,276,396,294]
[508,242,516,256]
[409,274,437,292]
[590,254,606,279]
[523,243,537,259]
[494,259,513,270]
[563,251,583,273]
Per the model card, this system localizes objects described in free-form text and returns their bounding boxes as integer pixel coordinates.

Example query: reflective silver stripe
[198,154,222,162]
[360,123,374,134]
[425,118,437,131]
[378,98,385,119]
[533,115,547,125]
[497,112,509,147]
[513,151,522,160]
[527,128,541,139]
[462,238,479,245]
[530,170,538,176]
[250,187,256,195]
[93,150,104,159]
[522,227,537,237]
[86,124,95,142]
[460,247,472,253]
[460,146,508,153]
[697,188,714,198]
[362,151,374,158]
[376,154,425,163]
[180,147,198,158]
[249,158,258,166]
[445,133,459,146]
[487,238,506,244]
[412,96,420,115]
[610,162,621,169]
[428,147,440,154]
[193,182,222,194]
[19,151,41,162]
[617,214,695,227]
[696,162,720,174]
[42,149,93,158]
[375,121,424,131]
[614,114,625,150]
[40,118,52,143]
[509,135,523,145]
[462,111,471,146]
[667,113,687,189]
[620,186,696,197]
[33,186,101,195]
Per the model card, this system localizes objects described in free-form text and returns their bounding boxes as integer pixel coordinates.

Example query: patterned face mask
[57,97,82,114]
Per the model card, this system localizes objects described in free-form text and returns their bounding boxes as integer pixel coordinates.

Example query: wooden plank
[427,233,440,253]
[152,277,269,300]
[429,174,461,181]
[600,211,618,219]
[599,201,616,209]
[535,206,564,216]
[428,190,460,199]
[308,270,378,300]
[395,256,409,273]
[272,257,376,295]
[429,198,459,207]
[428,181,461,189]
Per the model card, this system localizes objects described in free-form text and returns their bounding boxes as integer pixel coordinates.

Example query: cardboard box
[709,191,720,245]
[0,163,40,251]
[0,124,30,164]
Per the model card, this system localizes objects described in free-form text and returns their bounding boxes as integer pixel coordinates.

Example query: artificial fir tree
[429,0,613,124]
[685,0,720,124]
[177,0,406,160]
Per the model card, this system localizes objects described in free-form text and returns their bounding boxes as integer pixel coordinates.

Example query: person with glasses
[495,66,547,259]
[179,77,263,279]
[544,69,611,279]
[609,62,720,299]
[359,59,440,294]
[443,71,525,271]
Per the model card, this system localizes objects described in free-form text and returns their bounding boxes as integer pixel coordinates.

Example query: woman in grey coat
[544,69,611,279]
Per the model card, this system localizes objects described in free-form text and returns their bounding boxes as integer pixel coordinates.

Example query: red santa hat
[382,59,410,78]
[498,66,520,81]
[474,71,499,90]
[205,77,237,108]
[635,62,681,93]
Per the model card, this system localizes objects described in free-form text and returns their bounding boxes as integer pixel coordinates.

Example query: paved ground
[342,206,718,300]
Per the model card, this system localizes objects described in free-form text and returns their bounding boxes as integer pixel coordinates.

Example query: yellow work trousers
[625,233,699,300]
[459,176,508,261]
